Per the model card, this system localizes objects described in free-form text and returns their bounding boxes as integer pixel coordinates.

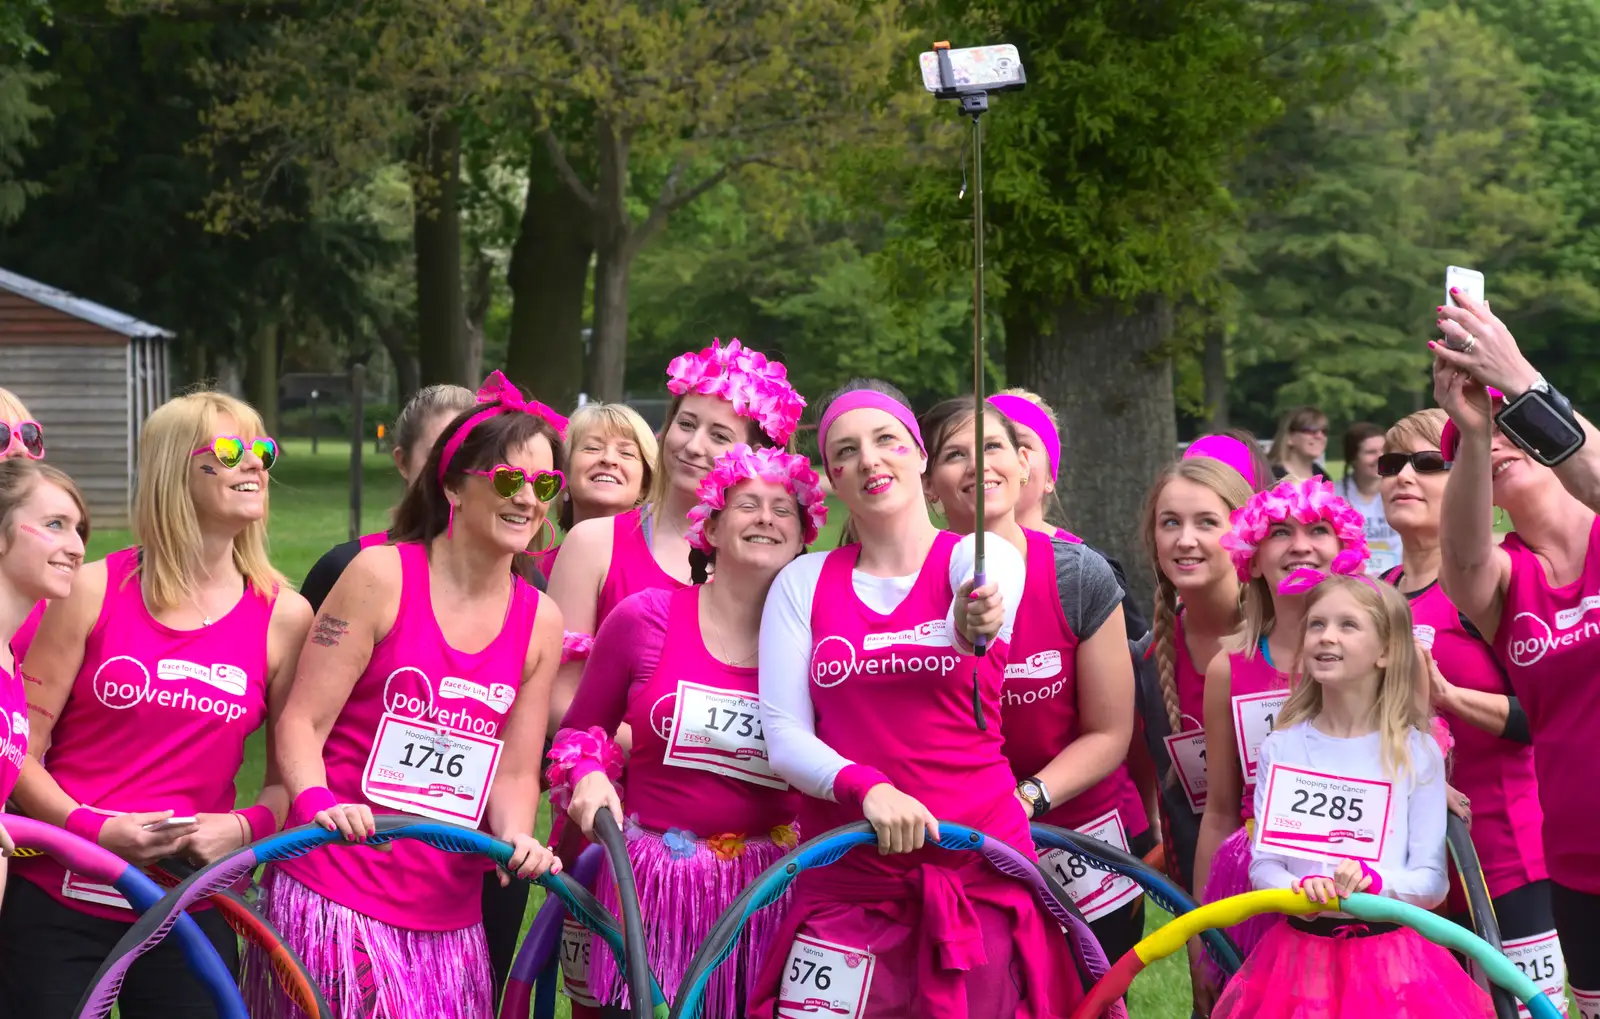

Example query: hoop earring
[1494,506,1508,530]
[534,516,556,552]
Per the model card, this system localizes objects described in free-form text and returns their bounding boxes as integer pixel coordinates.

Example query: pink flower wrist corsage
[545,726,624,809]
[561,631,595,665]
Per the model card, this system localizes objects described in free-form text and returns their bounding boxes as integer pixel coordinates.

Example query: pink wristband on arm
[233,804,278,842]
[833,764,893,813]
[1358,861,1384,896]
[65,807,109,845]
[544,726,624,810]
[289,786,337,829]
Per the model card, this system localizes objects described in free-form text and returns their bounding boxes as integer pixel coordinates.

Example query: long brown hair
[644,393,776,517]
[0,459,90,545]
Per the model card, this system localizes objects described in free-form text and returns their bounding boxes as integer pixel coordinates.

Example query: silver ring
[1462,336,1476,355]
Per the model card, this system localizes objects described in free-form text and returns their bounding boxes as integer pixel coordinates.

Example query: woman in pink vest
[750,378,1083,1019]
[919,398,1146,962]
[1379,407,1560,1001]
[536,401,658,580]
[1434,291,1600,1012]
[260,373,565,1019]
[0,387,50,666]
[548,443,824,1017]
[1,392,312,1019]
[0,459,88,892]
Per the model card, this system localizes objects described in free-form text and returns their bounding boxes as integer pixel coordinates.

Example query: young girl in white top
[1212,569,1492,1019]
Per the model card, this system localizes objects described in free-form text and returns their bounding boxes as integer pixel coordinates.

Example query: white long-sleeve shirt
[757,531,1026,800]
[1250,720,1449,910]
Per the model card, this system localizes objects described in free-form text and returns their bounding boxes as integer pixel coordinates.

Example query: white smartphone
[920,44,1026,94]
[143,816,197,831]
[1445,265,1485,308]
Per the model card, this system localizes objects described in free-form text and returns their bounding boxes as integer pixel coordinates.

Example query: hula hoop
[594,809,659,1019]
[1446,814,1520,1019]
[73,813,668,1019]
[498,844,603,1019]
[667,820,1124,1019]
[4,816,248,1019]
[1030,823,1242,977]
[1069,888,1566,1019]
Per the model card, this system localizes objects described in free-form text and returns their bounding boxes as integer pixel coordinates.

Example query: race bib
[1413,624,1437,651]
[559,919,600,1007]
[1232,690,1287,780]
[361,712,503,826]
[62,871,131,910]
[1038,810,1142,922]
[665,682,786,790]
[1472,931,1566,1018]
[776,935,874,1019]
[1163,727,1208,812]
[1256,763,1392,864]
[1572,988,1599,1019]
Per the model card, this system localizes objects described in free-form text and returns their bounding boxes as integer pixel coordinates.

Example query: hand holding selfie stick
[926,40,1025,729]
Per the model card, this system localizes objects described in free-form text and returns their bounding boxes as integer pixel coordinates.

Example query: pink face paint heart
[830,464,845,477]
[891,446,912,457]
[17,524,46,539]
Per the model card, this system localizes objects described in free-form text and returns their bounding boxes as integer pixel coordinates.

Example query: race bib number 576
[776,935,874,1019]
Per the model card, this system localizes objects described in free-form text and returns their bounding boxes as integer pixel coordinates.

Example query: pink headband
[685,444,829,553]
[437,371,570,482]
[1277,554,1378,596]
[1183,434,1259,489]
[665,338,806,445]
[987,395,1060,481]
[817,391,925,472]
[1219,477,1370,584]
[1439,387,1505,463]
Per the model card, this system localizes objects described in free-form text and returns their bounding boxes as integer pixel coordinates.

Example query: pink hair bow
[477,370,569,440]
[1277,549,1374,596]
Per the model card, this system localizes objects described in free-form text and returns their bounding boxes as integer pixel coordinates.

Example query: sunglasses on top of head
[191,435,279,470]
[1376,451,1451,477]
[0,420,44,460]
[466,465,565,502]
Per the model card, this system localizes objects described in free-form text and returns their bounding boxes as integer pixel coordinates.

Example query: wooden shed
[0,267,174,529]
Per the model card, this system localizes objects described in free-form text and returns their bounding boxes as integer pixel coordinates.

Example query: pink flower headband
[685,444,829,553]
[817,390,925,474]
[988,395,1059,481]
[1219,477,1370,584]
[1183,434,1260,489]
[666,338,806,446]
[438,371,570,482]
[1277,553,1378,596]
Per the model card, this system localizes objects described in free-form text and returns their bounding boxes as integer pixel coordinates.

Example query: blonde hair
[0,459,89,544]
[995,387,1059,429]
[1384,408,1447,455]
[1143,457,1254,733]
[561,402,659,530]
[1276,575,1428,780]
[0,387,32,422]
[1268,406,1328,466]
[132,392,286,611]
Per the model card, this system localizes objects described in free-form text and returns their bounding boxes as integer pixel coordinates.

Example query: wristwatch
[1017,777,1050,820]
[1495,373,1587,467]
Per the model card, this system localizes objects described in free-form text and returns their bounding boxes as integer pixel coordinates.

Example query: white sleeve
[945,531,1027,644]
[1247,733,1304,891]
[758,553,856,800]
[1385,732,1449,907]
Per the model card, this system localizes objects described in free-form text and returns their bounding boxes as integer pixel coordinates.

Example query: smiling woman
[0,391,313,1019]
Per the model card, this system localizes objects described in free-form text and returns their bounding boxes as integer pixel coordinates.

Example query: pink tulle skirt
[241,869,493,1019]
[1214,921,1496,1019]
[1202,824,1284,984]
[584,824,794,1019]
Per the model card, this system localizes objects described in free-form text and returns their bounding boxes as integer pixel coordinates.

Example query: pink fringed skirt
[583,823,797,1019]
[1201,823,1284,984]
[241,868,494,1019]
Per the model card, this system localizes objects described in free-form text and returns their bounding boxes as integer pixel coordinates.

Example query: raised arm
[1434,361,1513,641]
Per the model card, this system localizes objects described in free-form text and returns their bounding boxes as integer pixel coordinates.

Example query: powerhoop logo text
[1506,596,1600,668]
[382,666,511,737]
[812,620,962,688]
[91,656,251,724]
[0,708,26,771]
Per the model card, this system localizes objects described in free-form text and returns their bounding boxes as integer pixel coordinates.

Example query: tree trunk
[506,138,593,409]
[462,249,491,384]
[246,323,280,437]
[380,324,420,408]
[413,117,464,388]
[587,118,631,403]
[1018,294,1176,613]
[1202,322,1229,430]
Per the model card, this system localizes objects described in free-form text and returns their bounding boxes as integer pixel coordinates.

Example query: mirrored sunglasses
[191,435,279,470]
[1377,451,1450,477]
[0,420,44,460]
[467,465,565,502]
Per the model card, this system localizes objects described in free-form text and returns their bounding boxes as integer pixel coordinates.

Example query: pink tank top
[806,531,1029,862]
[1172,613,1208,728]
[1052,528,1083,544]
[596,507,687,629]
[623,586,799,834]
[1492,516,1600,893]
[1003,529,1147,837]
[1228,645,1288,822]
[16,547,274,919]
[532,543,561,581]
[1393,574,1544,899]
[278,541,539,930]
[0,663,27,810]
[10,601,43,665]
[359,530,389,549]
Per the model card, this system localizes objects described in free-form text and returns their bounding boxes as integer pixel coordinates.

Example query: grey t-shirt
[1049,536,1124,641]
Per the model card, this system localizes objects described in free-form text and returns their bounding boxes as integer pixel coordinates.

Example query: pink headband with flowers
[1219,477,1370,584]
[666,338,806,446]
[1183,434,1260,489]
[685,444,828,553]
[438,371,569,482]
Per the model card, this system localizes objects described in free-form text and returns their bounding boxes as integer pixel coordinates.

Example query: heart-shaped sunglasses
[191,435,279,470]
[0,420,44,460]
[466,465,565,502]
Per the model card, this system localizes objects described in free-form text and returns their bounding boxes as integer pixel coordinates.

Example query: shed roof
[0,267,175,340]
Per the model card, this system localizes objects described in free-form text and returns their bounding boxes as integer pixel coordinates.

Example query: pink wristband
[65,807,109,845]
[833,764,893,812]
[289,787,337,828]
[1358,861,1384,895]
[233,804,278,843]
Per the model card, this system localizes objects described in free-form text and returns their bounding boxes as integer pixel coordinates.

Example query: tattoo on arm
[310,615,350,647]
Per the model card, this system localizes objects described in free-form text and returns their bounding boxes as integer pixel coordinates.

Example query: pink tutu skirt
[1214,920,1495,1019]
[241,869,493,1019]
[1201,824,1283,984]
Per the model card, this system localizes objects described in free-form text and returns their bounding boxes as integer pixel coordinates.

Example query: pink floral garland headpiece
[665,338,806,446]
[685,444,829,554]
[1219,477,1370,584]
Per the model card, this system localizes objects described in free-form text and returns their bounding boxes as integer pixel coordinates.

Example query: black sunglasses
[1377,451,1451,477]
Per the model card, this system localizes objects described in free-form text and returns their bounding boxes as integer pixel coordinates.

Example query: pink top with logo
[1492,516,1600,894]
[15,547,274,920]
[596,507,687,629]
[10,601,43,666]
[0,663,27,810]
[1172,613,1208,728]
[278,541,540,930]
[565,586,799,834]
[1003,529,1147,837]
[1229,646,1288,823]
